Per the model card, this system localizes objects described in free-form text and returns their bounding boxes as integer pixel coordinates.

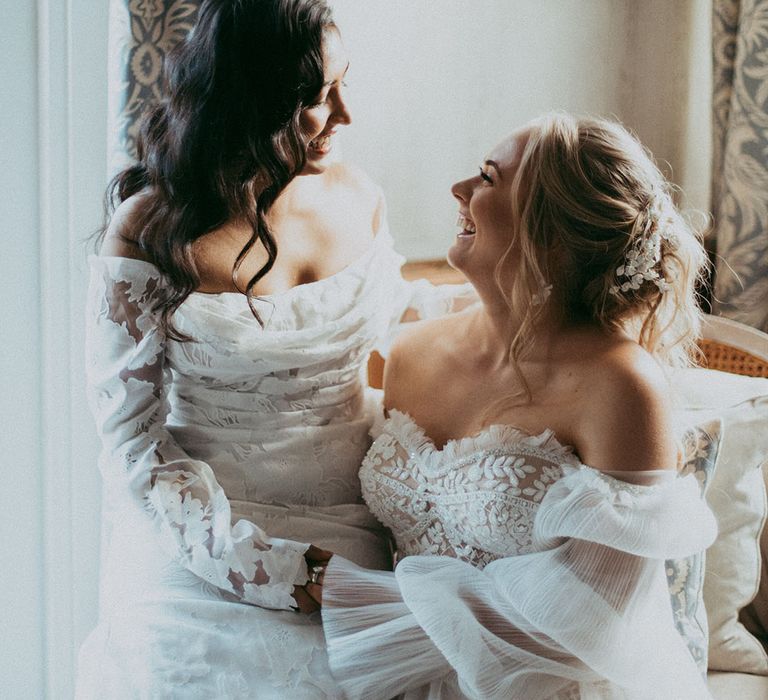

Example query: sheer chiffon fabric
[322,411,718,699]
[76,227,475,699]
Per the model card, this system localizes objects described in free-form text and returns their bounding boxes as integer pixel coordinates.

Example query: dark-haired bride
[76,1,471,697]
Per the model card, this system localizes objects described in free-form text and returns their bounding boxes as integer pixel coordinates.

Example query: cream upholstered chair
[698,315,768,700]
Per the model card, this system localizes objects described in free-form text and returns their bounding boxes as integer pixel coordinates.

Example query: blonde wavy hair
[497,113,708,372]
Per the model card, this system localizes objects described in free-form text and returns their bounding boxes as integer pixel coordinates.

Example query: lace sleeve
[86,256,309,611]
[322,470,716,699]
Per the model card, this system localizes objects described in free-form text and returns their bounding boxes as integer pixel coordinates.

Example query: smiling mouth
[308,131,335,154]
[456,213,476,236]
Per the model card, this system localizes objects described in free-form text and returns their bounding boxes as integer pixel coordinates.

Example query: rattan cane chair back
[699,315,768,378]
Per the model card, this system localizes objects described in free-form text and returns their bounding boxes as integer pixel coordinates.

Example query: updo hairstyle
[497,113,708,369]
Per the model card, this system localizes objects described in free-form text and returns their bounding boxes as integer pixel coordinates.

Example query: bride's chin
[447,238,473,271]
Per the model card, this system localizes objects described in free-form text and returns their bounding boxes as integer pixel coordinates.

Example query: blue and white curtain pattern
[107,0,199,174]
[711,0,768,332]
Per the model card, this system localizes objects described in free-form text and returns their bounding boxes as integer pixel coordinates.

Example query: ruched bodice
[156,230,399,509]
[77,223,476,699]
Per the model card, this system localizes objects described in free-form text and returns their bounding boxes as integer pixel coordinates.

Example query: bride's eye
[479,167,493,184]
[306,91,330,109]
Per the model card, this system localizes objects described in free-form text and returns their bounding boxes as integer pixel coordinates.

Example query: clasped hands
[292,544,332,614]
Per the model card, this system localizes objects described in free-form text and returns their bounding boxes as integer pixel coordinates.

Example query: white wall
[331,0,712,258]
[2,1,711,697]
[1,2,44,697]
[1,1,108,697]
[620,0,712,213]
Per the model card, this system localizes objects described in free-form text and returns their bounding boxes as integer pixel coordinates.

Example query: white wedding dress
[321,410,718,700]
[75,225,473,699]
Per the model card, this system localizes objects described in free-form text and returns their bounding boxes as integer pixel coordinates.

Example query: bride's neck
[467,295,564,373]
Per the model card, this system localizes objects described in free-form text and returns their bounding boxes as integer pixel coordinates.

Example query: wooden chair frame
[699,315,768,378]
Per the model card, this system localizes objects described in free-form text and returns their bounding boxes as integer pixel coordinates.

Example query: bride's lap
[78,515,341,699]
[77,597,339,699]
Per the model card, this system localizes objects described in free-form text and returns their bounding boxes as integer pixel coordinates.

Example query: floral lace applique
[87,257,309,611]
[361,410,721,678]
[360,411,576,567]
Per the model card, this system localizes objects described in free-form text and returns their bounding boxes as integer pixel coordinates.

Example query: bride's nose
[330,89,352,126]
[451,177,472,205]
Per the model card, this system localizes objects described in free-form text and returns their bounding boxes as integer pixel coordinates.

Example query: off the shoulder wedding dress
[322,410,718,700]
[75,226,473,699]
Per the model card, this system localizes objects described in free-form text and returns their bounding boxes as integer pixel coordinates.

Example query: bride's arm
[87,249,313,611]
[320,469,716,700]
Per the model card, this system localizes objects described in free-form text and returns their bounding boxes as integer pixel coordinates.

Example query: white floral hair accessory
[609,196,680,296]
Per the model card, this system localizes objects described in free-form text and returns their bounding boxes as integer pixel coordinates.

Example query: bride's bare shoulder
[326,161,380,196]
[574,338,678,472]
[393,311,468,358]
[99,190,155,262]
[383,314,465,409]
[325,161,385,233]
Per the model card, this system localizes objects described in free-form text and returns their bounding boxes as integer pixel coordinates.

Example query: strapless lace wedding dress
[322,410,717,700]
[75,226,474,699]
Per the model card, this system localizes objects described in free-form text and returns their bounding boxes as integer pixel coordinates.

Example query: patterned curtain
[107,0,200,175]
[711,0,768,332]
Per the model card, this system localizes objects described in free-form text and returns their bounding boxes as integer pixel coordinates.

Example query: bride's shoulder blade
[99,189,155,263]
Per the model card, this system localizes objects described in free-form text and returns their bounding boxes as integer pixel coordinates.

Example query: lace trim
[377,410,692,496]
[573,465,692,500]
[381,409,581,469]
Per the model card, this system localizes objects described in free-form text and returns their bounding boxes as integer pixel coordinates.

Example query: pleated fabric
[323,463,717,699]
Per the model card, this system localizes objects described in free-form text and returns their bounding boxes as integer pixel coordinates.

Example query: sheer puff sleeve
[322,468,717,700]
[86,256,309,611]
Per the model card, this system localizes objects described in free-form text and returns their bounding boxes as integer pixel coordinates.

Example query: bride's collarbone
[393,325,628,455]
[191,216,373,295]
[399,362,581,452]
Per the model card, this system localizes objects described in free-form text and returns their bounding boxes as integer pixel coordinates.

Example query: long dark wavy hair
[100,0,335,335]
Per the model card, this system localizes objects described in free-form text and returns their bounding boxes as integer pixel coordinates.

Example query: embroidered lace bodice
[85,226,474,613]
[360,410,582,568]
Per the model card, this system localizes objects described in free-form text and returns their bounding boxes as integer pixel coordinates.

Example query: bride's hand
[292,585,321,614]
[291,546,333,613]
[305,544,333,564]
